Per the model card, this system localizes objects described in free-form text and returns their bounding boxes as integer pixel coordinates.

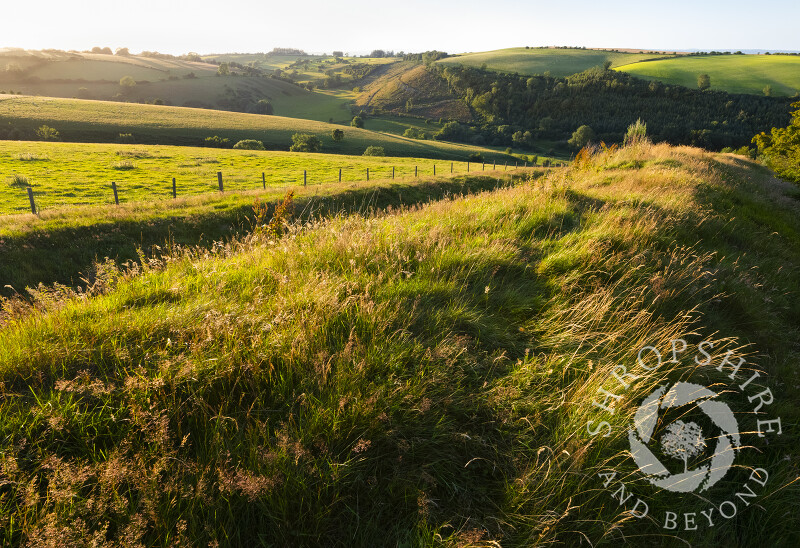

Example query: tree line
[421,63,793,150]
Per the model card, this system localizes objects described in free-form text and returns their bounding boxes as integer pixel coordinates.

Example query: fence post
[415,166,417,177]
[482,163,485,171]
[493,160,496,170]
[304,170,307,186]
[27,187,36,214]
[217,171,224,192]
[392,166,395,179]
[451,162,453,174]
[172,177,177,198]
[524,161,527,168]
[505,162,507,171]
[339,168,342,183]
[366,168,369,181]
[467,162,469,172]
[111,181,119,205]
[262,173,266,189]
[433,164,436,176]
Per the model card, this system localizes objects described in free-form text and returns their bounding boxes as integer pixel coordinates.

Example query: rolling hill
[0,95,513,160]
[436,47,677,77]
[616,54,800,96]
[0,49,354,121]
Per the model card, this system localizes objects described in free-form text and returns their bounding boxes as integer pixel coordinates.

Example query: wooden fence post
[111,181,119,205]
[482,163,485,171]
[433,164,436,176]
[172,177,177,198]
[467,162,470,172]
[304,170,307,186]
[366,168,369,181]
[339,168,342,183]
[493,160,496,170]
[451,162,453,173]
[27,187,36,214]
[504,162,507,171]
[392,166,395,179]
[262,173,266,189]
[415,166,417,177]
[217,172,224,192]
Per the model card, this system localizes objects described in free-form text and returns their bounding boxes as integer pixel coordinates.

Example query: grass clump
[7,174,30,187]
[112,160,136,170]
[16,153,48,161]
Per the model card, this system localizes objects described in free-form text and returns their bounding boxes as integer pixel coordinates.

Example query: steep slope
[1,143,798,546]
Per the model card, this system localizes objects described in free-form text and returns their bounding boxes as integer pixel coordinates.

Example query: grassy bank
[0,143,798,546]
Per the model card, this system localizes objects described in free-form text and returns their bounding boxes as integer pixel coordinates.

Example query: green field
[616,54,800,96]
[437,47,677,77]
[0,142,798,545]
[0,141,531,215]
[0,95,513,160]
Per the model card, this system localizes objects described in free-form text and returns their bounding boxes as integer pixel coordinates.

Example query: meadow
[0,95,512,159]
[0,141,539,215]
[437,47,676,77]
[0,142,798,546]
[616,54,800,96]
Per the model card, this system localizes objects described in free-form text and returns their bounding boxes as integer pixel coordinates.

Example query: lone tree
[252,99,274,115]
[120,76,136,88]
[698,73,711,90]
[568,125,595,149]
[763,84,773,97]
[290,133,322,153]
[331,128,345,142]
[660,420,706,473]
[351,116,364,128]
[217,63,230,76]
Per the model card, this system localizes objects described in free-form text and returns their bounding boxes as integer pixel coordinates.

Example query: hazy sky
[3,0,798,55]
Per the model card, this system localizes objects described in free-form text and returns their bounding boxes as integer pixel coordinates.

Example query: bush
[351,116,364,128]
[331,129,345,142]
[36,125,60,141]
[290,133,322,153]
[362,146,385,157]
[113,161,135,170]
[120,76,136,88]
[623,119,648,146]
[233,139,266,150]
[205,136,231,148]
[468,152,484,162]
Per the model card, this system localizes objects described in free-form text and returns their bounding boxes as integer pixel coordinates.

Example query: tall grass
[0,142,798,546]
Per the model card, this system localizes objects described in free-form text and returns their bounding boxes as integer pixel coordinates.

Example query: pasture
[437,47,676,76]
[0,140,536,215]
[616,54,800,96]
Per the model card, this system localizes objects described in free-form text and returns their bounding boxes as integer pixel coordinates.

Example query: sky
[2,0,798,55]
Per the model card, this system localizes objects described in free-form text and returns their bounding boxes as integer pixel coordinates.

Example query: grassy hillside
[0,143,798,546]
[0,95,512,160]
[0,141,525,215]
[437,47,676,77]
[616,54,800,96]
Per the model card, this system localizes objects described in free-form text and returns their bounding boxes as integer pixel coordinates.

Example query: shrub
[233,139,266,150]
[17,153,48,161]
[113,161,135,170]
[468,152,483,162]
[205,136,231,148]
[363,146,385,156]
[117,133,134,143]
[331,129,345,142]
[290,133,322,153]
[351,116,364,128]
[403,127,423,139]
[120,76,136,88]
[36,125,60,141]
[623,119,649,146]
